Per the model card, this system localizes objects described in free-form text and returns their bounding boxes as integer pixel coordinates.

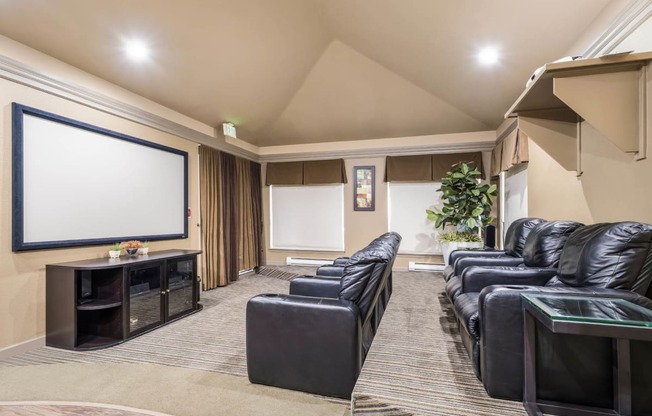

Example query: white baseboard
[0,336,45,359]
[408,262,445,272]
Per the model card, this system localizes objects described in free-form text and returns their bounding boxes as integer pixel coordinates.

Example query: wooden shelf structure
[505,51,652,173]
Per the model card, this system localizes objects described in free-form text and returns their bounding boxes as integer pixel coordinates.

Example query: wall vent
[408,261,445,272]
[286,257,334,267]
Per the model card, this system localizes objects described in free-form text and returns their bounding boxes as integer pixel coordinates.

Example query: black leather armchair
[453,222,652,406]
[446,220,578,302]
[246,240,398,399]
[443,217,545,282]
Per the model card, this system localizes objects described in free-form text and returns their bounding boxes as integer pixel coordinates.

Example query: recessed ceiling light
[478,46,499,66]
[124,39,150,61]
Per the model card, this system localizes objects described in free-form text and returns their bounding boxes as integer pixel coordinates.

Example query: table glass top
[522,294,652,327]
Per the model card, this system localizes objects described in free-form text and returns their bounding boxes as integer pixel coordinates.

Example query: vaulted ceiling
[0,0,612,147]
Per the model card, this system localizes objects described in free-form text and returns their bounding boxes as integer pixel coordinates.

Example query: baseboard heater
[408,261,445,272]
[286,257,334,266]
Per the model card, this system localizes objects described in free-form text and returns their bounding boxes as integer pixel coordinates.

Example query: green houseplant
[426,162,497,264]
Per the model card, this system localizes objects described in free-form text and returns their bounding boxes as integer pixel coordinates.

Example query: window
[270,184,344,251]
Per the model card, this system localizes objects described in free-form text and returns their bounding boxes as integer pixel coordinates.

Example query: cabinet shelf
[77,299,122,311]
[505,51,652,161]
[76,335,123,350]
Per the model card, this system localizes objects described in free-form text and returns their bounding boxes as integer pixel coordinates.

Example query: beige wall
[0,44,202,350]
[263,157,442,269]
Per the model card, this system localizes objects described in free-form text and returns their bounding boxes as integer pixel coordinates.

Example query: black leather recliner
[443,217,545,283]
[246,236,399,399]
[453,222,652,406]
[446,219,568,302]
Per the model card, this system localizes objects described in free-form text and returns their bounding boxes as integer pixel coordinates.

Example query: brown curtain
[490,141,503,178]
[432,152,485,181]
[236,158,256,271]
[304,159,347,184]
[385,155,432,182]
[199,146,226,289]
[250,162,265,268]
[220,152,239,285]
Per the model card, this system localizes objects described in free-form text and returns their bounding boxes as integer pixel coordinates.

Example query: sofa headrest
[554,222,652,293]
[369,232,402,251]
[504,217,546,257]
[339,245,391,305]
[522,220,583,267]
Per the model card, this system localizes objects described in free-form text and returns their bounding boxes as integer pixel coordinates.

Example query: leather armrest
[333,257,349,266]
[461,266,556,294]
[316,265,345,277]
[453,255,523,278]
[449,249,505,266]
[289,276,340,298]
[246,294,361,398]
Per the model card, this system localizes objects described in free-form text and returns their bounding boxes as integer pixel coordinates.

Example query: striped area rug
[351,271,525,416]
[1,269,525,415]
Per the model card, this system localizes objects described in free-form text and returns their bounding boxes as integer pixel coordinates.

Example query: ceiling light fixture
[124,38,150,61]
[478,46,499,66]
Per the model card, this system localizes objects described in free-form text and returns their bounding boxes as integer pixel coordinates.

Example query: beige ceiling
[0,0,611,147]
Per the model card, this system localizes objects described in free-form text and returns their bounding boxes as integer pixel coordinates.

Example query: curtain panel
[385,152,484,182]
[199,146,264,289]
[265,159,347,185]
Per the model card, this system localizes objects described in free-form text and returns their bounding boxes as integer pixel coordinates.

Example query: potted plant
[426,162,497,266]
[121,240,143,256]
[109,243,122,258]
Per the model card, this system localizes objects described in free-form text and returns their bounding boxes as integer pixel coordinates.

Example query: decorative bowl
[125,247,139,256]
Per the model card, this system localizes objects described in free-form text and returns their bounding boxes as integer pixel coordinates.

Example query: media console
[46,249,202,350]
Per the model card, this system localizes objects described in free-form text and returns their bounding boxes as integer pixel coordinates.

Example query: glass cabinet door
[127,263,163,336]
[166,257,196,319]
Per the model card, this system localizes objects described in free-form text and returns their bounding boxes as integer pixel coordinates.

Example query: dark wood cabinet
[46,250,201,350]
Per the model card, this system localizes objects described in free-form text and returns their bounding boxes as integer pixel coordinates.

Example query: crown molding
[258,140,495,163]
[583,0,652,58]
[0,54,258,161]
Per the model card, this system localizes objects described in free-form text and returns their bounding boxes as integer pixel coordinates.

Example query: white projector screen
[12,103,188,251]
[270,184,344,251]
[388,182,444,255]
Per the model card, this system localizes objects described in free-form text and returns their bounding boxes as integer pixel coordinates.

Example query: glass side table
[521,294,652,416]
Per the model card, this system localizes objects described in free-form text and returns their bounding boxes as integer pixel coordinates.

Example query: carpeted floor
[0,266,526,416]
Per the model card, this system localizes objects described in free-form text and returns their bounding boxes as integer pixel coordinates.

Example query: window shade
[265,159,347,185]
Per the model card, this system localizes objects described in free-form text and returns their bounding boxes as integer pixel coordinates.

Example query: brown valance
[304,159,348,185]
[385,152,484,182]
[384,155,432,182]
[432,152,484,181]
[265,161,303,185]
[491,128,529,177]
[265,159,347,185]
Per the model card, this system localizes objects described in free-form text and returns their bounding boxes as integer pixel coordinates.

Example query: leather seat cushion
[445,275,462,302]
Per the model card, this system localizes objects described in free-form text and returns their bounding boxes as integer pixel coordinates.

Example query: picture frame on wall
[354,166,375,211]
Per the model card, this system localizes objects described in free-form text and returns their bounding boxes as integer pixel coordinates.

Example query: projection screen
[12,103,188,251]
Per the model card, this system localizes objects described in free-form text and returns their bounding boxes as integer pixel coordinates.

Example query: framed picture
[354,166,375,211]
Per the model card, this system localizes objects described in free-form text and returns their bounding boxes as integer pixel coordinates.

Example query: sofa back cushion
[553,222,652,293]
[339,245,391,317]
[504,217,546,257]
[523,221,583,267]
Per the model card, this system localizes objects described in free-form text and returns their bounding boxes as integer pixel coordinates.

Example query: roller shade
[266,159,347,185]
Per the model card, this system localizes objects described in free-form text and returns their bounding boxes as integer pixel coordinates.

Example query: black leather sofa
[446,221,584,302]
[443,217,545,283]
[246,233,400,399]
[452,221,652,408]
